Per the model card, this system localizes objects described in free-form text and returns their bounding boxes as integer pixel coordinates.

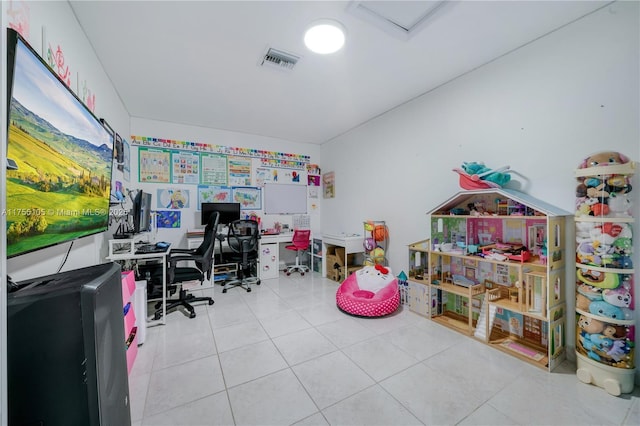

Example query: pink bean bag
[336,265,400,317]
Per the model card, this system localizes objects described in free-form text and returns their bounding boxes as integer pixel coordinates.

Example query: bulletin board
[131,135,313,219]
[132,136,310,188]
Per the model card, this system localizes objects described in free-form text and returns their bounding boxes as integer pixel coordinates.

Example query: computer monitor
[201,202,240,226]
[132,190,152,234]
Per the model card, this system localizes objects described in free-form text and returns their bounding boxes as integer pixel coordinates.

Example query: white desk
[321,234,365,278]
[107,243,171,327]
[189,232,299,280]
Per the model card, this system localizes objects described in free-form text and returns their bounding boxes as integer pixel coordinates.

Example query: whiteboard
[263,183,307,214]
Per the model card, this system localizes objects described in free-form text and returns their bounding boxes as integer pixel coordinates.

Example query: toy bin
[574,152,636,396]
[363,220,388,265]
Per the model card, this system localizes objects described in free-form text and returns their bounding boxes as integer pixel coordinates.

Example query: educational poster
[308,174,320,186]
[157,188,190,209]
[139,148,171,183]
[323,171,335,199]
[201,153,227,185]
[122,138,131,182]
[171,151,199,184]
[228,156,252,186]
[255,167,273,187]
[198,185,232,206]
[156,210,181,229]
[232,187,261,209]
[282,169,304,183]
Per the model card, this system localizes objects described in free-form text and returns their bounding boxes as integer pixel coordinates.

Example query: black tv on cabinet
[7,262,131,426]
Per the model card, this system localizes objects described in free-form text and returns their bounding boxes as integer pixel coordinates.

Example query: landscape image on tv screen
[6,30,113,258]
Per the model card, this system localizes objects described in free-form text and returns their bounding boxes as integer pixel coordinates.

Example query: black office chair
[223,219,261,293]
[147,212,218,319]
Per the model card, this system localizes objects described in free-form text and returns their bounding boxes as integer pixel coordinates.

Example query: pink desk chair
[285,229,311,276]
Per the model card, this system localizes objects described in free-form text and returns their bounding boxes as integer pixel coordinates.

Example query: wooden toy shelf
[413,188,571,372]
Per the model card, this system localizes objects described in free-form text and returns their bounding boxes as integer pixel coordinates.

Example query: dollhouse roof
[426,188,571,217]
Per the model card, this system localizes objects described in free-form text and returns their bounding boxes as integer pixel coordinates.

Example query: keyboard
[135,244,168,254]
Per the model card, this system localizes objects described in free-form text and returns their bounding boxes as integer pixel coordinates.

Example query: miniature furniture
[574,152,635,396]
[285,229,311,275]
[409,188,571,371]
[223,219,261,293]
[145,212,218,319]
[336,265,400,317]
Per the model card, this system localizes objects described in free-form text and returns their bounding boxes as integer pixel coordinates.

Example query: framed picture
[323,171,335,199]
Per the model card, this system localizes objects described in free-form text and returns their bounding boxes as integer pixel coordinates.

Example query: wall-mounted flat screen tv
[5,28,114,258]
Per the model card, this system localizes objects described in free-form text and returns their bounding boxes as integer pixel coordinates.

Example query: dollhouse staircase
[474,296,497,341]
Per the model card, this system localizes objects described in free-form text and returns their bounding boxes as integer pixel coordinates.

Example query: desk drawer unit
[259,241,279,280]
[121,271,138,374]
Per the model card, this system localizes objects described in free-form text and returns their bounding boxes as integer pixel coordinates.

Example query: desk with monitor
[187,230,297,280]
[107,237,171,326]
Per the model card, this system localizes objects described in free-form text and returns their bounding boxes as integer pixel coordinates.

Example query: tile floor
[128,272,640,426]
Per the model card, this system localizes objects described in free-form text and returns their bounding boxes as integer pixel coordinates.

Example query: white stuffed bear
[356,265,394,293]
[608,193,632,217]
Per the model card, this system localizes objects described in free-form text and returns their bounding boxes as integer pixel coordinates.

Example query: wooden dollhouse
[409,188,571,371]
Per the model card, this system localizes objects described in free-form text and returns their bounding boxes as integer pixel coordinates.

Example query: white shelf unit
[574,160,636,395]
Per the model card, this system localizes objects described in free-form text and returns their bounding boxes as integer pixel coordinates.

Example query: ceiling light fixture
[304,19,346,54]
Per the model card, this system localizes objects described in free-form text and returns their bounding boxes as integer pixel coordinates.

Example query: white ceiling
[69,1,611,145]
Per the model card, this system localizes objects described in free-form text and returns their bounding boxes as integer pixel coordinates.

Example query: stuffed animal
[577,283,603,301]
[579,151,630,169]
[577,268,620,289]
[577,315,605,334]
[575,221,596,241]
[576,241,599,266]
[589,300,624,320]
[460,162,511,187]
[608,193,632,217]
[355,264,394,293]
[603,287,632,308]
[576,293,592,311]
[602,324,628,340]
[606,175,632,194]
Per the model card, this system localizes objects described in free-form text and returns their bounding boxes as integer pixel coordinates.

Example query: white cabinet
[259,241,279,280]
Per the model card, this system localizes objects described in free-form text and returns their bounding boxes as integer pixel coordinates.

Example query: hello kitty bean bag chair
[336,265,400,317]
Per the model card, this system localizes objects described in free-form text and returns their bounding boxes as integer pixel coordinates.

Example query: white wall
[3,1,131,282]
[320,1,639,381]
[1,1,132,421]
[130,118,322,250]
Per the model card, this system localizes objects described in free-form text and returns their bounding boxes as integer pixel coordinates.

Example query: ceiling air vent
[261,48,299,71]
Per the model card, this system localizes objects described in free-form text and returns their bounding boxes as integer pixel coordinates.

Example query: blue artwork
[156,210,181,228]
